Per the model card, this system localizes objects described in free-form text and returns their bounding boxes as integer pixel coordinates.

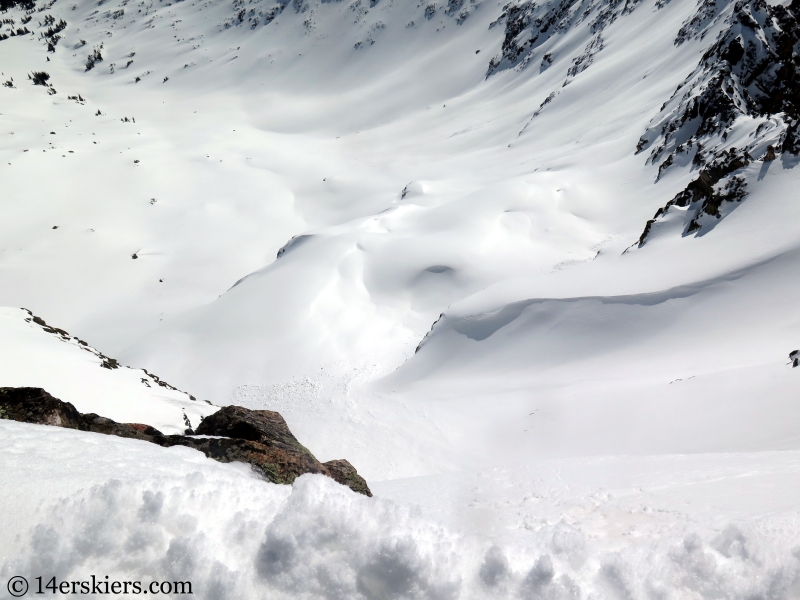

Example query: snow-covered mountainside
[2,0,800,594]
[3,420,800,599]
[0,307,216,432]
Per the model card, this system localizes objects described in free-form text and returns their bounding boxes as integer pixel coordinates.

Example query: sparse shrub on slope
[28,70,49,85]
[85,45,103,71]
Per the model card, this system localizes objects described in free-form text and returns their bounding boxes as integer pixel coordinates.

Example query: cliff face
[637,0,800,243]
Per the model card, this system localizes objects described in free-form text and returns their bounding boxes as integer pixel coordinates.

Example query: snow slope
[2,0,800,593]
[0,307,216,432]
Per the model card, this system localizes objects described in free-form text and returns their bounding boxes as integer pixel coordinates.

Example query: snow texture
[3,420,800,600]
[2,0,800,593]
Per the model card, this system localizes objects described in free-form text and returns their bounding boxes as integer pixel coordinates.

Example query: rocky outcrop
[19,309,200,404]
[156,435,327,486]
[636,147,752,245]
[0,387,372,496]
[487,0,572,77]
[196,405,310,449]
[0,0,34,12]
[0,386,85,429]
[193,405,372,494]
[636,0,800,244]
[0,387,164,440]
[643,0,800,166]
[322,459,373,497]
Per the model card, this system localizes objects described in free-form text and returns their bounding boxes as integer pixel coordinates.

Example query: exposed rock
[517,91,559,135]
[637,0,800,244]
[0,0,35,11]
[0,387,160,440]
[445,0,464,16]
[415,312,444,353]
[22,309,196,400]
[322,459,373,496]
[196,405,306,449]
[83,414,163,440]
[486,0,641,78]
[0,388,372,496]
[565,33,604,82]
[154,435,327,485]
[196,406,372,495]
[274,234,311,260]
[193,405,321,481]
[636,148,751,245]
[486,1,562,76]
[0,387,84,429]
[790,349,799,367]
[674,0,725,46]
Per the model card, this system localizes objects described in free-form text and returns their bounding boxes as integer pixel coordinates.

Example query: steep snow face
[386,246,800,464]
[0,308,216,432]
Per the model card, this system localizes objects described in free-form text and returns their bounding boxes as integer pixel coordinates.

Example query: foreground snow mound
[636,0,800,243]
[3,421,800,600]
[0,307,216,433]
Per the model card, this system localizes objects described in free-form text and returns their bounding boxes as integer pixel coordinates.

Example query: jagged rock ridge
[486,0,645,78]
[637,0,800,244]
